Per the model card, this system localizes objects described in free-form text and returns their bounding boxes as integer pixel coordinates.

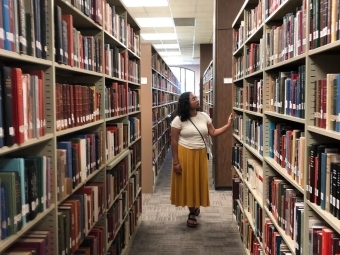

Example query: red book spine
[12,68,24,143]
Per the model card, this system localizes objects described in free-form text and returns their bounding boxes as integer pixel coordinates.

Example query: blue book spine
[0,185,8,239]
[2,0,10,51]
[0,70,4,148]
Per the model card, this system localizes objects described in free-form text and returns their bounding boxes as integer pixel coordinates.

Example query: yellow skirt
[170,144,210,207]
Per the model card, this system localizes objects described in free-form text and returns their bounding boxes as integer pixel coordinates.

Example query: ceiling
[122,0,214,66]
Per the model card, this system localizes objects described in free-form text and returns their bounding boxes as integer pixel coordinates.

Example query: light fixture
[153,44,179,49]
[136,18,174,27]
[141,33,177,40]
[122,0,168,7]
[158,51,181,56]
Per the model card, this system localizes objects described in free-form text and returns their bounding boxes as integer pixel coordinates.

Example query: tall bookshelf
[140,43,181,193]
[0,0,142,254]
[231,0,340,254]
[202,60,214,157]
[202,60,213,118]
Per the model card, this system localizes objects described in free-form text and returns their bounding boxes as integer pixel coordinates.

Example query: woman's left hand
[227,113,233,126]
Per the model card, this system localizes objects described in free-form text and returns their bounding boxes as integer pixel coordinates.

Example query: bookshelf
[202,60,214,156]
[140,43,181,193]
[202,60,213,118]
[0,1,142,254]
[231,0,340,254]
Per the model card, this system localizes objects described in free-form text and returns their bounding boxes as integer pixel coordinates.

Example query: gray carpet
[129,149,246,255]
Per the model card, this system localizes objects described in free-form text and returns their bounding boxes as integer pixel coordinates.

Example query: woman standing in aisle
[170,91,233,228]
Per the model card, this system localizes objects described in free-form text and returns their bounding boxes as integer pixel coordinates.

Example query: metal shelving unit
[231,0,340,254]
[0,1,143,254]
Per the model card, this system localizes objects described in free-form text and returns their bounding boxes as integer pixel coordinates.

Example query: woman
[170,91,233,228]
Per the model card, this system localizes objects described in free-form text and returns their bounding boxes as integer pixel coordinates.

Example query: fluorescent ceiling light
[158,51,181,56]
[122,0,168,7]
[154,44,179,49]
[136,18,174,27]
[141,33,177,40]
[163,57,192,65]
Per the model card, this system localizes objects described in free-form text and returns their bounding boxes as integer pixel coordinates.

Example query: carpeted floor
[129,149,246,255]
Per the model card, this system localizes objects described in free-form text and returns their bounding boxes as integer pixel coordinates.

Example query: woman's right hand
[173,163,182,174]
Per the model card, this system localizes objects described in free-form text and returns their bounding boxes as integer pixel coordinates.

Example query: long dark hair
[176,92,201,121]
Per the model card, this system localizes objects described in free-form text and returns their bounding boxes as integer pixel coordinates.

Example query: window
[170,67,196,95]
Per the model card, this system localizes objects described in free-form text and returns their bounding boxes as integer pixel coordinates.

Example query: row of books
[104,2,126,46]
[247,191,263,239]
[310,0,340,49]
[108,194,142,255]
[104,44,140,83]
[307,143,340,219]
[55,6,141,82]
[59,182,105,254]
[151,55,181,87]
[104,82,141,119]
[233,56,244,80]
[245,118,263,156]
[105,119,141,161]
[2,230,52,255]
[268,122,305,188]
[245,2,263,40]
[152,106,174,125]
[234,182,340,255]
[203,64,213,83]
[232,175,293,255]
[152,119,170,143]
[266,3,307,67]
[55,9,103,72]
[68,0,104,27]
[234,22,245,52]
[56,83,101,131]
[152,91,177,107]
[0,0,48,59]
[56,131,104,201]
[232,143,243,172]
[245,80,264,113]
[107,158,129,206]
[268,66,306,119]
[0,66,46,148]
[245,41,264,75]
[0,156,52,240]
[233,115,243,140]
[153,128,170,154]
[314,74,340,132]
[152,73,181,93]
[246,159,263,198]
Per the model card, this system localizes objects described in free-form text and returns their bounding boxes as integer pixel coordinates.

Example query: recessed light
[141,33,177,40]
[153,44,179,49]
[122,0,168,7]
[136,18,174,27]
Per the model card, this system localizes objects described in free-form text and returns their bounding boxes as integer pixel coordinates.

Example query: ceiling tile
[155,27,176,33]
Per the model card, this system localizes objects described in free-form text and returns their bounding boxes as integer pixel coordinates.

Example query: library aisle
[129,150,246,255]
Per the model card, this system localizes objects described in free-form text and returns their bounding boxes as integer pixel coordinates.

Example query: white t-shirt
[171,111,212,149]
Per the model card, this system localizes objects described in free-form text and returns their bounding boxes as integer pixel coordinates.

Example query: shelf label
[223,78,232,84]
[141,77,147,84]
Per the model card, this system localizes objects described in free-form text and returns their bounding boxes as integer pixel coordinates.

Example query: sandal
[187,213,197,228]
[194,207,200,216]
